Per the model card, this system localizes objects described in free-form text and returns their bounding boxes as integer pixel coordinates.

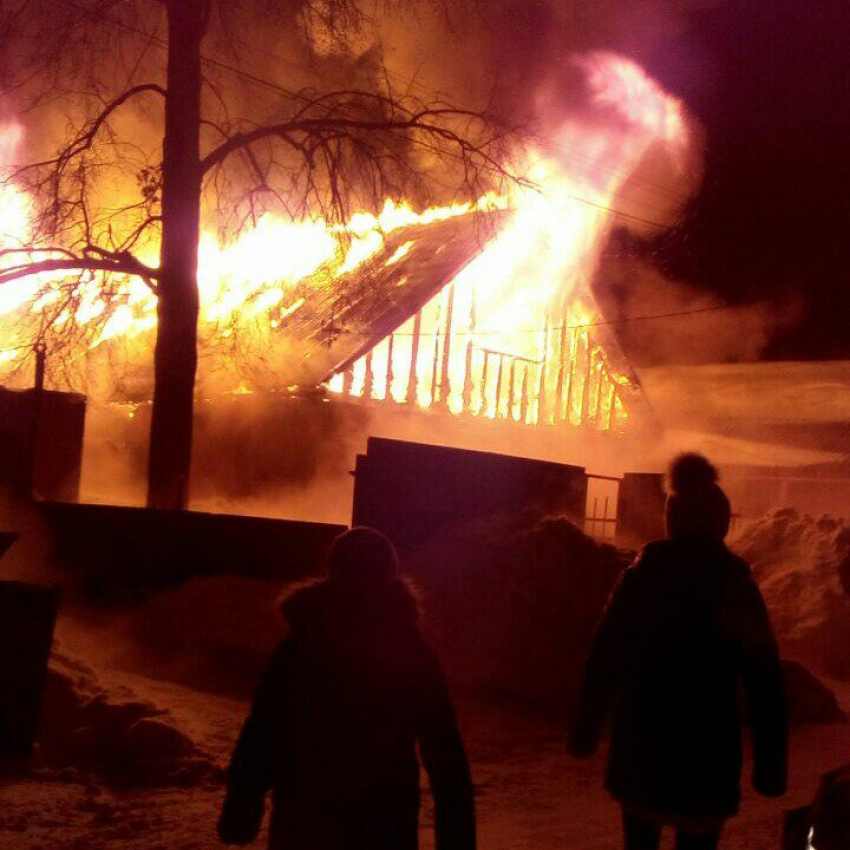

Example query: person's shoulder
[615,541,671,590]
[639,539,674,558]
[719,547,754,581]
[631,539,675,570]
[267,635,296,669]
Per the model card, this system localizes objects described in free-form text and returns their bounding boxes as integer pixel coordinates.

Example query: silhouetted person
[218,526,475,850]
[569,454,788,850]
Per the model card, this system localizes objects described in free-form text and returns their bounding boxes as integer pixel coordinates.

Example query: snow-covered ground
[2,505,848,850]
[1,662,847,850]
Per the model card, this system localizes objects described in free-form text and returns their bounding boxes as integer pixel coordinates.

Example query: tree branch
[200,108,514,178]
[9,83,166,177]
[0,256,159,289]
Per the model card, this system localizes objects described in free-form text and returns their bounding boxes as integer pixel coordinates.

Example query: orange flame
[329,54,690,431]
[1,53,691,435]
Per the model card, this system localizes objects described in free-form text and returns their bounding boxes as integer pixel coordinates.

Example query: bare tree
[0,0,517,509]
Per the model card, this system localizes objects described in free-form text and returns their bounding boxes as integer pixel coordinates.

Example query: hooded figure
[569,454,787,850]
[218,527,475,850]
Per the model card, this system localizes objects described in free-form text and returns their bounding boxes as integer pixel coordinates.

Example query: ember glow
[1,53,691,434]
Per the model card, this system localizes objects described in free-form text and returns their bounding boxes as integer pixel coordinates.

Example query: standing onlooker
[219,526,475,850]
[569,453,788,850]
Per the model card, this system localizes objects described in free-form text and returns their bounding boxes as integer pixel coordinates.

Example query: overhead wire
[168,6,693,208]
[319,303,747,338]
[52,0,691,232]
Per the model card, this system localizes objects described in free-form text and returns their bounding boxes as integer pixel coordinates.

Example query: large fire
[0,53,691,433]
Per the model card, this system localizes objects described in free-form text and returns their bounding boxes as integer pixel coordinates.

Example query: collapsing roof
[274,211,505,384]
[274,208,644,433]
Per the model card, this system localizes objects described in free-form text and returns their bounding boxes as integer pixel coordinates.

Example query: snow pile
[110,575,284,698]
[36,649,225,787]
[407,510,630,714]
[734,508,850,675]
[407,508,847,722]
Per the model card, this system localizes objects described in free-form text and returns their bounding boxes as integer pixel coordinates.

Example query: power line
[173,0,693,208]
[152,2,692,209]
[52,0,689,232]
[335,303,742,337]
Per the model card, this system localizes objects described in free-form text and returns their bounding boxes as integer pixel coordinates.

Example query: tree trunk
[146,0,206,509]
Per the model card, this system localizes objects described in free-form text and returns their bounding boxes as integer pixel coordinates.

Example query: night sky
[632,0,850,361]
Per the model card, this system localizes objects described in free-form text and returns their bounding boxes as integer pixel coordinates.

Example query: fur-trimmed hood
[278,575,420,642]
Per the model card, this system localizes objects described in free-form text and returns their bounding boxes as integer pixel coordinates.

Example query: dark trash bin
[0,580,61,761]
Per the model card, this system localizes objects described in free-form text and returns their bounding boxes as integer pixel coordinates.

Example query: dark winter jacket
[569,538,788,819]
[218,577,475,850]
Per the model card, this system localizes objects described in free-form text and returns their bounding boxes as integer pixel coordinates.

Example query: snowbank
[406,509,846,723]
[733,508,850,675]
[406,510,630,714]
[36,649,224,788]
[105,575,284,698]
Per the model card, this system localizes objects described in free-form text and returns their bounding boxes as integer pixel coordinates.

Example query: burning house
[257,205,641,435]
[1,52,694,529]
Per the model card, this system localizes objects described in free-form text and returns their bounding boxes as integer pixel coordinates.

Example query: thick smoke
[368,0,796,373]
[594,244,803,366]
[370,1,718,125]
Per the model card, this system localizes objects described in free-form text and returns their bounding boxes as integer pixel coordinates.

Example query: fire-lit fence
[328,279,630,433]
[351,437,588,549]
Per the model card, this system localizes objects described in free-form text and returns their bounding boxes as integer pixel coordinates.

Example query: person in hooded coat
[218,526,475,850]
[568,454,788,850]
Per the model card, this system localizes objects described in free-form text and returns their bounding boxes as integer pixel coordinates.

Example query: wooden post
[439,284,455,408]
[462,340,474,413]
[580,334,593,423]
[554,321,567,421]
[507,358,517,420]
[22,344,48,501]
[604,384,616,431]
[537,313,551,425]
[363,349,374,400]
[406,310,422,404]
[567,331,581,422]
[494,355,506,418]
[385,334,394,402]
[520,366,530,423]
[591,364,604,424]
[430,299,442,406]
[481,352,490,414]
[564,330,576,423]
[33,344,46,393]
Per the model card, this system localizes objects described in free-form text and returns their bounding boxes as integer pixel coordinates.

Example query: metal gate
[584,474,620,540]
